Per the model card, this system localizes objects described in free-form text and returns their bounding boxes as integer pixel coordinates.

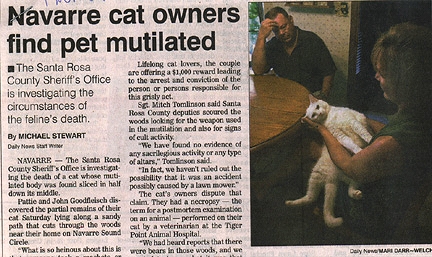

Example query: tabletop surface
[249,75,310,150]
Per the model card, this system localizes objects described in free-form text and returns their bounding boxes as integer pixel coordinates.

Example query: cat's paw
[285,199,304,206]
[352,147,362,154]
[325,217,343,228]
[285,198,310,206]
[350,190,363,200]
[285,200,295,206]
[286,196,314,206]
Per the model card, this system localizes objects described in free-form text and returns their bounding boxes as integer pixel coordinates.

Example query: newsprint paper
[1,0,431,257]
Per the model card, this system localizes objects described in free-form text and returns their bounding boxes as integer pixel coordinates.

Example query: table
[249,75,310,151]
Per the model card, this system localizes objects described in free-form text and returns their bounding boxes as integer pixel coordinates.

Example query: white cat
[285,95,373,228]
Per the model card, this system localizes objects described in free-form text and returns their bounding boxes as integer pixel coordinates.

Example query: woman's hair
[371,23,432,109]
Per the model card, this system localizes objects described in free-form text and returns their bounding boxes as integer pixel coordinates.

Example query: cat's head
[304,94,330,124]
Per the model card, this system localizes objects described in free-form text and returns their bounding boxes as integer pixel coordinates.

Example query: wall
[264,2,352,106]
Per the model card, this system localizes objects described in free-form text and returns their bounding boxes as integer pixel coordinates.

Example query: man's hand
[258,19,277,40]
[313,90,328,101]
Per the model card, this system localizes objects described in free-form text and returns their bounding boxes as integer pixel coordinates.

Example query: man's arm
[314,34,336,99]
[252,19,276,75]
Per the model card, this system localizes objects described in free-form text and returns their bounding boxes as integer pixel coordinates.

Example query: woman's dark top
[338,110,432,242]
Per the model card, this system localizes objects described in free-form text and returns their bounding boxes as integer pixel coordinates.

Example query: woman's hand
[301,117,325,132]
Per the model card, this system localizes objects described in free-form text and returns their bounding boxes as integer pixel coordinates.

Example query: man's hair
[265,7,289,20]
[371,22,432,109]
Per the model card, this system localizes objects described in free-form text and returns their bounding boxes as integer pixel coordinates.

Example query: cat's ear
[309,94,318,103]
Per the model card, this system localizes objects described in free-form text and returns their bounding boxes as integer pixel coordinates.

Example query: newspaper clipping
[2,0,431,256]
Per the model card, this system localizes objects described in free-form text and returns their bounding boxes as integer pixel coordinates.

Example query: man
[252,7,336,99]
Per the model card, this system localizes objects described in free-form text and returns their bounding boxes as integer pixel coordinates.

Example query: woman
[303,23,432,242]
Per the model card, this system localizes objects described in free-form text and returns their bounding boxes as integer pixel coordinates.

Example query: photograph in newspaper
[249,1,432,248]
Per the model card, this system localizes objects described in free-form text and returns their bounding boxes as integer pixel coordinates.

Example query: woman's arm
[303,117,404,183]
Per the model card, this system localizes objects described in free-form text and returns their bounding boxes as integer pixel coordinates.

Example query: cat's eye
[312,114,317,118]
[315,105,320,110]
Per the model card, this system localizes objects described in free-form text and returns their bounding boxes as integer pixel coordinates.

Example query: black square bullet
[8,66,14,72]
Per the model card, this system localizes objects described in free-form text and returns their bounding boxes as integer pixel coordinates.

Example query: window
[248,2,264,66]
